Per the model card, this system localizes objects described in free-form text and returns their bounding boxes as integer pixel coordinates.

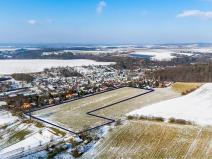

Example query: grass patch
[49,127,66,137]
[172,82,202,95]
[11,111,24,118]
[7,129,31,143]
[127,115,134,120]
[23,119,45,128]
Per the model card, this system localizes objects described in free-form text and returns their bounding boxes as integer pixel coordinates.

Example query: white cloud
[96,1,106,14]
[177,10,212,19]
[27,19,38,25]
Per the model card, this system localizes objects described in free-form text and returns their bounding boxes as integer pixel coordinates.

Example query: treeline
[147,63,212,82]
[11,73,34,83]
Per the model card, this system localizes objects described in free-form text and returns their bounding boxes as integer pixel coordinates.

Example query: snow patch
[0,110,18,126]
[128,83,212,126]
[130,49,194,61]
[131,50,175,61]
[0,129,59,156]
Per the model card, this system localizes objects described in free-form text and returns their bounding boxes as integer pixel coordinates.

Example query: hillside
[128,83,212,126]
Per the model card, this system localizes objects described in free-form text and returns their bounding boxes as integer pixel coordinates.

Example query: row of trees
[148,63,212,82]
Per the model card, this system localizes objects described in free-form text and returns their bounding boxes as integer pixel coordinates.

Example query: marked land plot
[32,87,148,132]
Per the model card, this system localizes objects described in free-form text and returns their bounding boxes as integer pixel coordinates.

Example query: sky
[0,0,212,44]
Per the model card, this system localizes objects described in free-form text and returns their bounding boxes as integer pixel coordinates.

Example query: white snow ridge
[128,83,212,126]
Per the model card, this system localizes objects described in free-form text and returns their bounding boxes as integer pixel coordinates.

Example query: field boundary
[24,86,154,135]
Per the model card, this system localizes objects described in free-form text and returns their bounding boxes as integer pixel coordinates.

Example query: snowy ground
[0,107,63,158]
[0,59,115,75]
[0,48,18,51]
[0,129,59,156]
[0,101,6,107]
[130,49,176,61]
[130,49,193,61]
[0,110,18,126]
[128,83,212,126]
[183,48,212,53]
[0,102,18,126]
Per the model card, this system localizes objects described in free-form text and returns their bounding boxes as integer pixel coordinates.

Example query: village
[0,65,164,112]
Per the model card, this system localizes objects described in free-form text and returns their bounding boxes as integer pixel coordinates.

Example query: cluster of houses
[0,65,164,111]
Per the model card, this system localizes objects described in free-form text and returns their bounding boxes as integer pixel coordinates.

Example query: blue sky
[0,0,212,44]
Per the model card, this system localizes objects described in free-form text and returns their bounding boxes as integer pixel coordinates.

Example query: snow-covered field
[184,48,212,53]
[130,49,193,61]
[0,47,40,51]
[128,83,212,126]
[0,48,18,51]
[131,49,175,61]
[0,59,115,74]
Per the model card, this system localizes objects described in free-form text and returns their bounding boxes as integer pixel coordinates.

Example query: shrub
[139,115,147,120]
[69,138,80,148]
[115,119,122,126]
[151,117,164,122]
[138,116,164,122]
[79,132,92,142]
[72,148,82,158]
[47,146,67,159]
[168,117,175,123]
[168,117,192,125]
[127,115,134,120]
[175,119,192,125]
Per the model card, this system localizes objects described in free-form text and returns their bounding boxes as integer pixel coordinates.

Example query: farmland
[32,87,179,133]
[172,82,202,95]
[82,120,212,159]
